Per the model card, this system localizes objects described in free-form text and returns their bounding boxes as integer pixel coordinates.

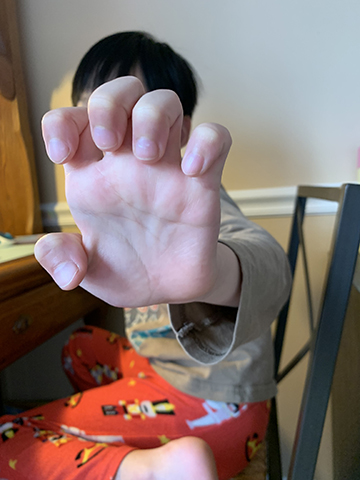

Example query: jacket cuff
[168,302,238,365]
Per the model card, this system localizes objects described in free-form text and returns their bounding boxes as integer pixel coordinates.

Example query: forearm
[195,242,242,308]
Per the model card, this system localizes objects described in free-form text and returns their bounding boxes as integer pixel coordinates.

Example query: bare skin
[116,437,219,480]
[36,77,241,309]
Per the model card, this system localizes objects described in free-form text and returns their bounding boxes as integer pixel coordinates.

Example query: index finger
[42,106,90,164]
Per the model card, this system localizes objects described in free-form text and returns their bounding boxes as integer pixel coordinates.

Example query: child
[0,32,291,480]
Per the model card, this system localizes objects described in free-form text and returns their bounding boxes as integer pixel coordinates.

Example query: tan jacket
[125,187,292,404]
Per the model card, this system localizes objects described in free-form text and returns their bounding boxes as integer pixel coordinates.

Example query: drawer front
[0,256,50,303]
[0,282,104,369]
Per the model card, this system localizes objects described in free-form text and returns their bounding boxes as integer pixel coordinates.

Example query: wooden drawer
[0,281,103,369]
[0,255,50,303]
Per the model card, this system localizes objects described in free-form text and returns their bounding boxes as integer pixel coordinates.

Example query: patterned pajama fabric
[0,326,269,480]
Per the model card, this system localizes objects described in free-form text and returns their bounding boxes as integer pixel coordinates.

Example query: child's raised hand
[35,77,233,307]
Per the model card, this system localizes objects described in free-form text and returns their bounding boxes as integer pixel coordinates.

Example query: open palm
[36,77,232,307]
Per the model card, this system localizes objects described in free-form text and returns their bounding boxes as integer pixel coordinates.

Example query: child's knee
[171,437,215,465]
[61,326,94,367]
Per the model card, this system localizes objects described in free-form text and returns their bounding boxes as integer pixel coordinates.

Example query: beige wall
[17,0,360,204]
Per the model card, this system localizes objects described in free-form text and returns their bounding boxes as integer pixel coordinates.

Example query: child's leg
[62,325,147,391]
[0,352,269,480]
[114,398,269,480]
[117,436,219,480]
[0,416,218,480]
[60,326,221,479]
[0,413,135,480]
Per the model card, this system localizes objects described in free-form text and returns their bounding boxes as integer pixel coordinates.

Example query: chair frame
[267,183,360,480]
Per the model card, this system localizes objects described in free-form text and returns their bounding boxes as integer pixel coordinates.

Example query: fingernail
[182,152,204,176]
[48,138,70,163]
[135,137,159,160]
[53,262,78,288]
[92,126,118,149]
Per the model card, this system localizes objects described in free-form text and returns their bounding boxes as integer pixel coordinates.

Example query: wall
[17,0,360,204]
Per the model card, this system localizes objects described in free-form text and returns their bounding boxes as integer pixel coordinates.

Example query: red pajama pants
[0,326,270,480]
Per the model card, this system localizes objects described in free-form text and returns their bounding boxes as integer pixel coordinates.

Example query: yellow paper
[0,244,35,264]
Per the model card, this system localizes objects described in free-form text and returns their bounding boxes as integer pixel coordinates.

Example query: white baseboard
[230,186,338,217]
[231,186,297,217]
[40,186,338,228]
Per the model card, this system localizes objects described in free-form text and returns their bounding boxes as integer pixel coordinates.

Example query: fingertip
[92,125,120,151]
[41,113,71,164]
[34,233,87,290]
[182,123,232,178]
[88,77,146,152]
[52,261,81,290]
[134,136,160,161]
[41,107,89,165]
[181,152,204,176]
[47,137,71,164]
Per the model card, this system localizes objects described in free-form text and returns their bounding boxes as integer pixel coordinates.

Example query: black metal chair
[267,183,360,480]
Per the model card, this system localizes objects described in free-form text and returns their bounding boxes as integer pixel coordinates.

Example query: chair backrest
[267,183,360,480]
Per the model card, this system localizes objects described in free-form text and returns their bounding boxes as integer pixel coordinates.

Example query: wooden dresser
[0,255,105,371]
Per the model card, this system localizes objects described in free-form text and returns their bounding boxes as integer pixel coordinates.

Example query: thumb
[34,233,88,290]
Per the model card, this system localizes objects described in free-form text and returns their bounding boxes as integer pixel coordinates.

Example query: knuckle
[41,111,51,125]
[88,93,116,111]
[134,103,163,123]
[41,109,61,127]
[125,75,145,91]
[197,123,232,152]
[198,124,222,144]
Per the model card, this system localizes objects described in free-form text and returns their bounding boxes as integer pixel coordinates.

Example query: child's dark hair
[72,31,199,117]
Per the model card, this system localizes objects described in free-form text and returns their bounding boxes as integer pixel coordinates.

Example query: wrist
[195,242,242,307]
